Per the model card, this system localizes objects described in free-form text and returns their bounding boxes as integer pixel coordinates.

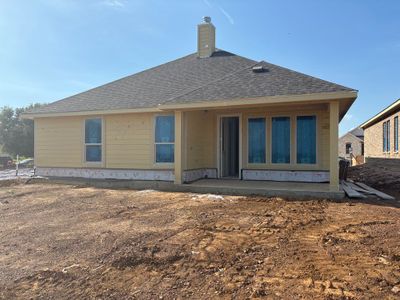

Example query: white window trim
[83,117,104,166]
[154,114,175,165]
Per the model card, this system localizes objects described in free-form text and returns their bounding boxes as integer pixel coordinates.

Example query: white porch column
[174,111,184,184]
[329,100,339,191]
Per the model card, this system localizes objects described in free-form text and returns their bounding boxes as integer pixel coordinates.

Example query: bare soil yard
[0,180,399,299]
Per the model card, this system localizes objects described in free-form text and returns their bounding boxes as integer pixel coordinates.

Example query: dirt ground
[0,180,399,299]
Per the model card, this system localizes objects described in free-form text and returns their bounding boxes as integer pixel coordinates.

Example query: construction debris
[341,180,395,200]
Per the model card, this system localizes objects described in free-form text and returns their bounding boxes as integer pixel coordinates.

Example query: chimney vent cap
[203,16,212,23]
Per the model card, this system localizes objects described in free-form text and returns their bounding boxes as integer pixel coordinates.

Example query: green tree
[0,103,44,157]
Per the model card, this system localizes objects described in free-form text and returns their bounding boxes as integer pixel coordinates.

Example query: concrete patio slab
[28,177,344,200]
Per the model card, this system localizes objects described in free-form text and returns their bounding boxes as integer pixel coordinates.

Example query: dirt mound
[348,162,400,200]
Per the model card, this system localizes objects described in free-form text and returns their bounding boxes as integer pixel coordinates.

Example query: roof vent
[252,65,266,73]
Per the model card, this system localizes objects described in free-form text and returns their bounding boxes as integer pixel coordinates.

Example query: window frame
[383,121,387,153]
[247,116,267,164]
[383,120,391,153]
[271,115,291,165]
[295,115,318,165]
[345,142,352,155]
[83,117,104,165]
[394,116,399,153]
[388,120,391,152]
[154,114,175,165]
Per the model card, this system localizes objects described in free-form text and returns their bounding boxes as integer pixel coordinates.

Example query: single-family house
[23,17,358,195]
[339,127,364,165]
[361,98,399,160]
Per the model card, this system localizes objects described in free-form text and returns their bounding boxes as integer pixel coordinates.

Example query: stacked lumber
[341,180,395,200]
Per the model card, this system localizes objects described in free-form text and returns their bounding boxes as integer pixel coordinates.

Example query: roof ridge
[339,131,364,141]
[165,60,260,104]
[259,60,356,91]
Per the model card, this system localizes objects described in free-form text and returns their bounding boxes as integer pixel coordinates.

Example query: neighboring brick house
[339,127,364,165]
[361,99,400,160]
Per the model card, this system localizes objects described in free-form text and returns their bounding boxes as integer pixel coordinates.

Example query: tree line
[0,103,44,157]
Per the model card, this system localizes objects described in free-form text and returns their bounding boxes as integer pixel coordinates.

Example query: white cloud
[203,0,212,8]
[218,5,234,25]
[101,0,125,8]
[201,0,234,25]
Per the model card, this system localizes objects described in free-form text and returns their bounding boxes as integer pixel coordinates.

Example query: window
[345,143,352,154]
[395,116,399,152]
[297,116,316,164]
[383,122,387,152]
[388,120,391,152]
[155,115,175,163]
[361,143,364,156]
[272,117,290,164]
[248,118,266,163]
[383,120,391,152]
[85,118,102,162]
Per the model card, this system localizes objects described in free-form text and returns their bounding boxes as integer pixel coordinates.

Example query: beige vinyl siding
[105,113,154,169]
[320,111,330,169]
[185,111,215,170]
[34,102,333,172]
[35,117,83,167]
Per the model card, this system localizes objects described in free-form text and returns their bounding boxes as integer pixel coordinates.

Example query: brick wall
[364,109,400,159]
[339,132,363,159]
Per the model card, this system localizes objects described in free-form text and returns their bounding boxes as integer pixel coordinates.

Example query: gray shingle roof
[349,127,364,139]
[26,49,355,115]
[168,61,354,105]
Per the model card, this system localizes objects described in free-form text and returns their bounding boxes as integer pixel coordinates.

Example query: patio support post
[174,110,184,184]
[329,100,339,191]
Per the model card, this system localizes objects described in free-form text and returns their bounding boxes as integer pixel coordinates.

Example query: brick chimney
[197,16,215,58]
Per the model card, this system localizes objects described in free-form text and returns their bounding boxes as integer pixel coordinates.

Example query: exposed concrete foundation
[182,168,217,183]
[29,177,344,200]
[242,169,329,183]
[36,167,219,183]
[36,167,175,181]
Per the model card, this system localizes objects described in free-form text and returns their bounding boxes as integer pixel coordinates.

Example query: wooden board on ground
[354,182,395,201]
[341,182,367,198]
[346,182,374,195]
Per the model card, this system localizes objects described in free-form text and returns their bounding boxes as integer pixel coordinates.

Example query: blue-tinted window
[248,118,266,163]
[155,116,175,143]
[85,119,102,144]
[297,116,316,164]
[395,116,399,152]
[86,145,102,162]
[156,144,174,163]
[272,117,290,164]
[383,122,387,152]
[155,115,175,163]
[85,119,102,162]
[388,120,391,152]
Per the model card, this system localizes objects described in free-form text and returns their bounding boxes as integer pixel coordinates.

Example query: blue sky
[0,0,399,134]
